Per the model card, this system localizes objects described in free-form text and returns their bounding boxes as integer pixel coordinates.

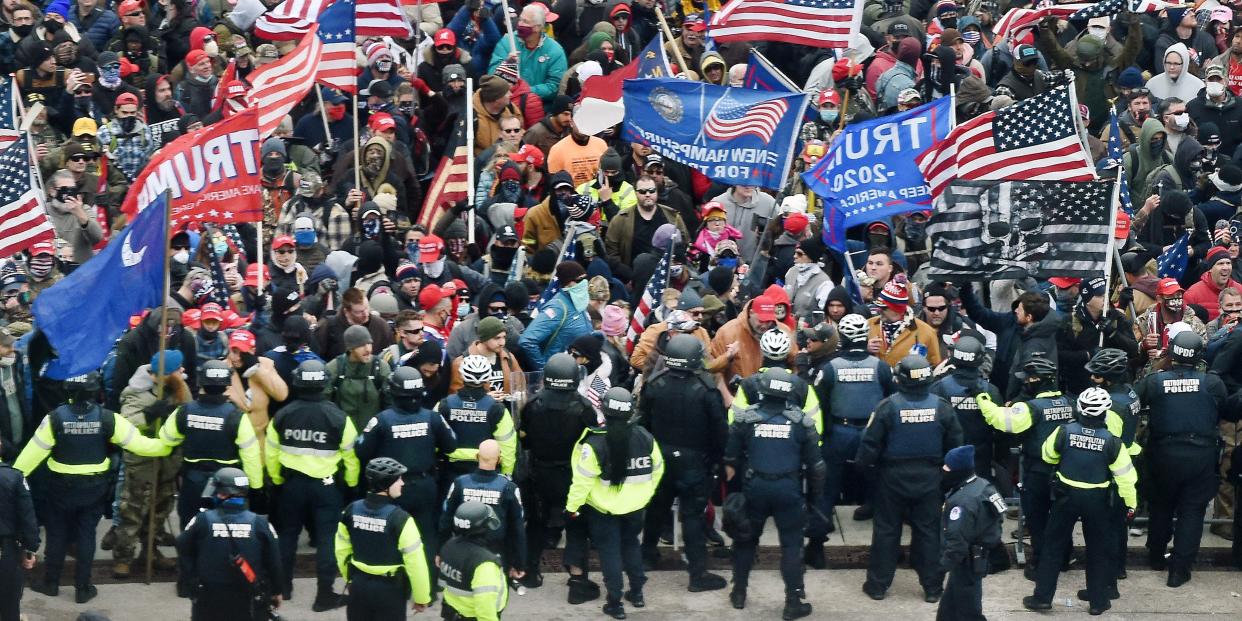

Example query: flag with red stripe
[992,3,1091,38]
[254,0,330,39]
[709,0,863,49]
[417,116,469,229]
[210,60,237,112]
[246,28,324,138]
[317,0,360,93]
[625,237,673,354]
[0,76,21,153]
[0,133,55,258]
[356,0,411,37]
[916,84,1096,198]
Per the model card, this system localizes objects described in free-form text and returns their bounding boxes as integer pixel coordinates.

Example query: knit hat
[555,260,587,286]
[546,94,574,115]
[1117,66,1144,89]
[45,0,70,19]
[784,213,810,235]
[602,304,628,336]
[566,194,594,220]
[149,349,184,373]
[370,291,399,315]
[479,75,510,103]
[568,334,602,367]
[798,241,825,264]
[599,148,623,171]
[477,316,506,341]
[261,136,287,159]
[443,64,466,81]
[1213,165,1242,192]
[499,165,521,182]
[395,261,419,281]
[366,41,392,66]
[411,340,442,367]
[878,280,909,314]
[494,59,520,85]
[344,325,373,351]
[651,223,682,253]
[701,294,725,316]
[677,287,704,311]
[707,266,735,296]
[943,445,975,472]
[1206,245,1232,267]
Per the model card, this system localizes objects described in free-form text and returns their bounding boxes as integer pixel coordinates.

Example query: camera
[55,187,78,202]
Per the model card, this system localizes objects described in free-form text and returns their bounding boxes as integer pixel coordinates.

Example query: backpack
[329,354,385,399]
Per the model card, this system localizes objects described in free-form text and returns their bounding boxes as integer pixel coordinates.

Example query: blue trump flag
[34,195,169,379]
[804,96,953,230]
[623,78,810,190]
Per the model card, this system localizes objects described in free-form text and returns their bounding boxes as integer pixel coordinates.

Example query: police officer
[439,501,509,621]
[725,367,824,619]
[931,336,1000,477]
[637,334,728,591]
[356,367,457,579]
[336,457,433,620]
[974,354,1075,580]
[1134,331,1237,587]
[937,445,1005,621]
[441,439,526,575]
[857,354,963,603]
[1022,388,1137,615]
[566,387,662,620]
[732,330,823,430]
[160,360,264,528]
[808,313,894,567]
[176,467,283,621]
[438,355,517,478]
[0,437,38,621]
[1085,347,1142,586]
[517,353,597,592]
[265,359,360,611]
[17,371,168,603]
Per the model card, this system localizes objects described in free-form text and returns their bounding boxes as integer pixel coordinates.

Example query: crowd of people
[4,0,1242,620]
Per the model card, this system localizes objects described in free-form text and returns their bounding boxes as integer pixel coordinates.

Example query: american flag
[709,0,863,48]
[916,85,1096,198]
[0,77,19,153]
[992,3,1091,38]
[926,179,1111,280]
[1157,232,1191,279]
[210,60,237,113]
[0,134,55,258]
[1070,0,1184,20]
[417,116,469,229]
[254,0,330,40]
[246,27,324,138]
[317,0,360,93]
[626,237,674,353]
[356,0,411,37]
[704,93,788,142]
[1106,108,1132,215]
[206,241,233,307]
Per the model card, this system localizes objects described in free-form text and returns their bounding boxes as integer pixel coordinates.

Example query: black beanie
[504,281,529,311]
[707,266,735,296]
[1161,190,1191,219]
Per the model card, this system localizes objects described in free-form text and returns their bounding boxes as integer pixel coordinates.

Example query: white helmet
[1077,386,1112,419]
[838,313,869,344]
[460,355,493,386]
[759,329,791,360]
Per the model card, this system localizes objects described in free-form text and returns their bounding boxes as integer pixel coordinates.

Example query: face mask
[326,103,346,122]
[173,250,189,264]
[1150,138,1166,155]
[819,109,839,123]
[670,265,684,278]
[456,302,470,320]
[795,262,817,273]
[45,19,63,33]
[12,25,32,37]
[262,159,285,176]
[375,60,392,72]
[362,218,381,239]
[28,255,53,279]
[423,258,446,278]
[295,230,317,246]
[607,173,623,190]
[214,240,228,257]
[490,245,517,269]
[940,17,957,29]
[193,72,213,83]
[904,220,927,243]
[517,24,536,38]
[399,104,415,117]
[604,50,615,62]
[961,30,980,45]
[100,65,121,86]
[1208,82,1227,98]
[567,279,589,310]
[499,180,521,200]
[119,116,137,133]
[1172,113,1190,130]
[1088,26,1107,39]
[203,40,219,57]
[406,242,420,261]
[1165,298,1183,314]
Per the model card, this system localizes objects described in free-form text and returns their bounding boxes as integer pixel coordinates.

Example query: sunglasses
[171,244,191,251]
[124,11,143,17]
[925,305,948,312]
[69,154,92,162]
[502,128,523,134]
[400,328,421,335]
[487,304,508,313]
[436,45,454,51]
[636,188,657,194]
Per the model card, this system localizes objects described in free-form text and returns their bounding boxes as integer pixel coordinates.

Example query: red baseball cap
[243,263,270,287]
[751,295,777,321]
[368,112,396,132]
[199,302,224,322]
[221,309,246,329]
[272,234,296,249]
[118,0,144,16]
[1113,210,1131,240]
[229,329,257,353]
[433,28,456,47]
[29,239,55,256]
[185,49,209,68]
[512,144,545,168]
[683,12,707,31]
[181,308,202,329]
[817,89,841,107]
[1047,277,1082,289]
[418,283,445,309]
[225,80,247,99]
[418,234,445,263]
[115,92,140,108]
[1156,277,1184,297]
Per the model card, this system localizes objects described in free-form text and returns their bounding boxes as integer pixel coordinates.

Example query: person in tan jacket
[631,289,727,376]
[709,294,797,382]
[866,279,942,368]
[448,316,527,399]
[472,75,523,157]
[223,330,288,461]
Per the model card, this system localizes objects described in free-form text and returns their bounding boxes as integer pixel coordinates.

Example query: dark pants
[641,448,711,577]
[1146,445,1217,572]
[560,512,592,574]
[0,539,24,621]
[179,468,214,530]
[395,473,439,581]
[1021,465,1054,566]
[808,424,864,542]
[731,476,804,595]
[583,507,645,603]
[191,584,262,621]
[347,573,408,621]
[937,559,985,621]
[866,466,942,592]
[1110,492,1127,588]
[275,472,344,594]
[1034,486,1112,609]
[43,474,109,589]
[1234,481,1242,568]
[522,461,571,575]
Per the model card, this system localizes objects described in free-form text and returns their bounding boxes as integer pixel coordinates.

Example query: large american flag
[417,116,469,229]
[246,28,324,138]
[254,0,330,40]
[916,85,1096,198]
[317,0,360,93]
[992,3,1091,38]
[709,0,863,48]
[356,0,411,37]
[704,93,788,141]
[0,134,55,258]
[626,238,674,353]
[0,77,19,153]
[1070,0,1184,20]
[1106,108,1132,215]
[926,179,1111,280]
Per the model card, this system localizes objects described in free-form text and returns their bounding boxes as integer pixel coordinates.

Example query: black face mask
[903,220,927,244]
[262,158,286,176]
[940,17,957,29]
[11,24,31,38]
[119,116,138,134]
[44,20,63,33]
[490,245,517,270]
[941,469,973,493]
[607,173,624,191]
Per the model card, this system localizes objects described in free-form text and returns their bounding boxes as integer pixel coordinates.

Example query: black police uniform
[931,369,1002,477]
[638,365,728,579]
[164,397,257,528]
[438,389,510,478]
[857,388,963,596]
[0,461,38,621]
[441,468,526,571]
[517,386,596,578]
[438,533,508,620]
[1105,381,1141,584]
[726,400,825,599]
[810,349,894,542]
[1135,363,1236,576]
[337,493,433,620]
[937,475,1004,621]
[176,501,283,621]
[356,400,457,573]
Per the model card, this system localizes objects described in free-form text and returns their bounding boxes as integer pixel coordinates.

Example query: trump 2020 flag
[623,78,809,189]
[1157,232,1191,279]
[34,194,169,379]
[804,96,953,228]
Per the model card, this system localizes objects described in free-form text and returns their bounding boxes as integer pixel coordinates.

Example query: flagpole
[466,77,475,245]
[352,91,361,199]
[315,86,333,150]
[655,6,689,77]
[145,189,173,584]
[500,1,517,56]
[1101,172,1123,347]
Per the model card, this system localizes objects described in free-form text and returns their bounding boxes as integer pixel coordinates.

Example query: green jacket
[325,355,392,431]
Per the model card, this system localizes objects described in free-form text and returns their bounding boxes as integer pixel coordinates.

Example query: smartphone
[812,310,825,324]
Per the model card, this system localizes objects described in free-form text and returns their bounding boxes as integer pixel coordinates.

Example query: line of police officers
[3,312,1242,619]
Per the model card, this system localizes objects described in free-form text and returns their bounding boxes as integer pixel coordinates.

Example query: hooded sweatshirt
[699,51,728,86]
[1146,42,1204,101]
[1125,118,1172,200]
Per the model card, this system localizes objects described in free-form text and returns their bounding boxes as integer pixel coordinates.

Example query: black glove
[249,488,270,515]
[1117,287,1134,309]
[451,199,473,215]
[144,398,177,426]
[240,352,260,372]
[840,75,863,91]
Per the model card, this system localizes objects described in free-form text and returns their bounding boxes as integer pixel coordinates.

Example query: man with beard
[44,170,102,264]
[174,49,217,117]
[95,91,153,181]
[548,116,608,187]
[277,171,352,251]
[605,174,686,265]
[144,73,182,145]
[523,94,573,158]
[260,137,300,244]
[1135,277,1208,376]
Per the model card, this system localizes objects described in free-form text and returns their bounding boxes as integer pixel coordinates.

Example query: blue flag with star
[1157,232,1190,280]
[34,195,170,379]
[1107,107,1132,215]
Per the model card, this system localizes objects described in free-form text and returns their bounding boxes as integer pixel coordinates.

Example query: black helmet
[951,336,984,369]
[543,353,580,391]
[895,355,934,389]
[1085,348,1129,381]
[365,457,408,493]
[203,467,250,499]
[386,366,427,400]
[1014,354,1057,382]
[198,360,232,388]
[63,371,101,393]
[757,367,797,400]
[291,360,329,390]
[601,386,635,419]
[664,334,703,371]
[453,500,501,536]
[1169,331,1203,364]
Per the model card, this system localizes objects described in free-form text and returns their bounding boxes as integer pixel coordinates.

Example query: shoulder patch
[363,417,379,433]
[544,308,558,319]
[949,506,962,521]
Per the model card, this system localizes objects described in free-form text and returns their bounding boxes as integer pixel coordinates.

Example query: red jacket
[511,80,545,130]
[1183,270,1242,321]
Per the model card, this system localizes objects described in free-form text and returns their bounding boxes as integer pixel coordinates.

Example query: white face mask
[203,40,219,57]
[1207,82,1227,98]
[173,250,189,264]
[1172,113,1190,130]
